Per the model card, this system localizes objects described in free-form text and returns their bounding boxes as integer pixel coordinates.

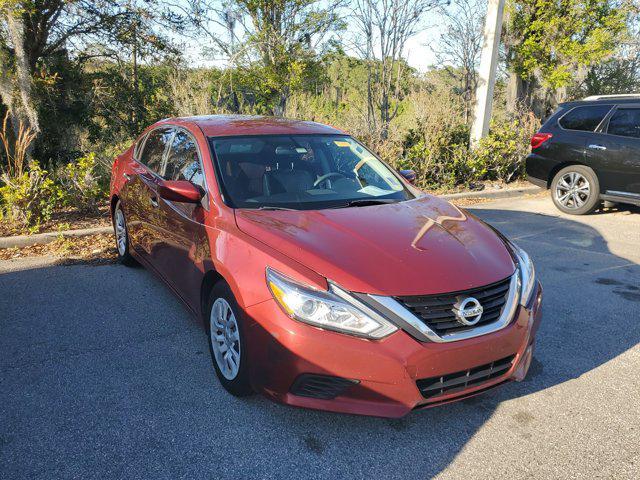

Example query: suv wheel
[551,165,600,215]
[206,282,253,397]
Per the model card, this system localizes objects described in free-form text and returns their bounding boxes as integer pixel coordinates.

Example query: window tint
[607,108,640,138]
[139,128,173,173]
[164,130,205,187]
[559,105,612,131]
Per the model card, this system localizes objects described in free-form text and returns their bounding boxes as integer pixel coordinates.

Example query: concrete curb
[0,226,112,249]
[441,185,543,201]
[0,185,543,249]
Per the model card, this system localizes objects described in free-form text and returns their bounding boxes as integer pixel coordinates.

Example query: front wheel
[551,165,600,215]
[206,282,253,397]
[113,201,137,266]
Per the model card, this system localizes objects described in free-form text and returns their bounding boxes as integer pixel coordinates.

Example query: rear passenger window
[607,108,640,138]
[164,130,205,187]
[559,105,612,131]
[139,128,173,173]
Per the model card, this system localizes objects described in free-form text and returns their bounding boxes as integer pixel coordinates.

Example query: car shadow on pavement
[0,208,638,479]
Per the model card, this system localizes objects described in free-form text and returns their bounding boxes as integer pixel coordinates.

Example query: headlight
[266,267,397,339]
[510,241,536,307]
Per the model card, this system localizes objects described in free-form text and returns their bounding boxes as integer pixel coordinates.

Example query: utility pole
[470,0,505,147]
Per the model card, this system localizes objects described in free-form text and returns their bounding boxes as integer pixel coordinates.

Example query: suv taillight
[531,132,553,150]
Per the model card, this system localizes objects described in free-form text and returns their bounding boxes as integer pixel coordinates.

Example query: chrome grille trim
[365,272,521,343]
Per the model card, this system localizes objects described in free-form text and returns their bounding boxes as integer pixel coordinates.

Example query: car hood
[235,195,515,296]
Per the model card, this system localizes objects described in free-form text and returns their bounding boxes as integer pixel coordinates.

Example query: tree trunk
[506,71,524,113]
[132,20,139,130]
[5,13,39,134]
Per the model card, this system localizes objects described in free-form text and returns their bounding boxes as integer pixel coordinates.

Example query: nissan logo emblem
[453,297,484,326]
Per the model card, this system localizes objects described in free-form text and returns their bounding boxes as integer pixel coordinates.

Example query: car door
[584,105,640,195]
[127,127,174,260]
[556,104,615,191]
[117,132,147,214]
[596,106,640,195]
[152,128,209,307]
[556,104,614,180]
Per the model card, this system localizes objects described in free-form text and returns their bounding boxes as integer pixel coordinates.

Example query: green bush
[0,162,62,230]
[57,152,108,213]
[395,112,540,190]
[470,117,539,183]
[396,123,473,189]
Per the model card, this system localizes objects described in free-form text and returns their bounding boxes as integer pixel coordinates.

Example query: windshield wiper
[250,206,298,211]
[338,198,400,208]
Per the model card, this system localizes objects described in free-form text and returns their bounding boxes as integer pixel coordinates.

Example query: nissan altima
[110,115,542,418]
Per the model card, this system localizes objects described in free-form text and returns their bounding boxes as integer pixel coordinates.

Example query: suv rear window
[559,105,612,131]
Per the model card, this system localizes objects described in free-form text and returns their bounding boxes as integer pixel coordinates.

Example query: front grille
[290,374,359,400]
[416,355,516,399]
[395,276,512,335]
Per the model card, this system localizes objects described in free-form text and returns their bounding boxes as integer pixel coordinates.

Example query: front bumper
[243,282,543,418]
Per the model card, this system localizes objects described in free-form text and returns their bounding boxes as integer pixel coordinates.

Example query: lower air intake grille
[416,355,515,399]
[290,374,359,400]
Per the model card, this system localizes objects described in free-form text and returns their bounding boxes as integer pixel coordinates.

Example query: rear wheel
[551,165,600,215]
[206,282,253,397]
[113,201,137,266]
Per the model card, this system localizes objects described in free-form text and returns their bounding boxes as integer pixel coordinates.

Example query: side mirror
[399,169,417,185]
[158,180,203,204]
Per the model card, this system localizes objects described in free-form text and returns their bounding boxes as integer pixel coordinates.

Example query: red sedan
[110,115,542,418]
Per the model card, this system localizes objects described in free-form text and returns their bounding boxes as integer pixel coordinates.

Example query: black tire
[550,165,601,215]
[112,201,137,266]
[205,281,253,397]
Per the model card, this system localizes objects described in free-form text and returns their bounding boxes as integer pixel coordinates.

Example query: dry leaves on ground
[0,233,117,265]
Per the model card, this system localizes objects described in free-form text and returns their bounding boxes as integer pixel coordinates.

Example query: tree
[0,1,40,135]
[573,3,640,96]
[504,0,628,117]
[0,1,181,163]
[351,0,445,140]
[432,0,485,123]
[183,0,344,115]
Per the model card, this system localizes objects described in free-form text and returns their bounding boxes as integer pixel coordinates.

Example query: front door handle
[150,196,159,208]
[588,144,607,151]
[123,172,132,181]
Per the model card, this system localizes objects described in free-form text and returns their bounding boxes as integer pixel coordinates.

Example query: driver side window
[164,130,205,188]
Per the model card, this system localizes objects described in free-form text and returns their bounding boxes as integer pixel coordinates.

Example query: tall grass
[0,111,37,179]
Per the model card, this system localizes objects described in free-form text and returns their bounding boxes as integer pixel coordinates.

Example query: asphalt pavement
[1,194,639,479]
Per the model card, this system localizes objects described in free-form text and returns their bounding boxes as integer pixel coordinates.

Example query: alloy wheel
[554,172,591,209]
[114,208,127,256]
[210,298,242,380]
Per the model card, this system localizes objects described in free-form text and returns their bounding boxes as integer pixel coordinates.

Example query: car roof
[156,115,345,137]
[560,97,640,108]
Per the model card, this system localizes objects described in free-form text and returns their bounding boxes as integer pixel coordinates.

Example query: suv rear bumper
[243,283,543,418]
[527,175,547,188]
[525,152,558,188]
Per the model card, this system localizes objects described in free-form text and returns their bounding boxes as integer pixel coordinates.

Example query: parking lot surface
[1,195,639,479]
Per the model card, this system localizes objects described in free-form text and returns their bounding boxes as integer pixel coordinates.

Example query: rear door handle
[588,144,607,151]
[150,196,159,208]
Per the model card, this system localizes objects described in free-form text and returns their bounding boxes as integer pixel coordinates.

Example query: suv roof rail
[582,94,640,101]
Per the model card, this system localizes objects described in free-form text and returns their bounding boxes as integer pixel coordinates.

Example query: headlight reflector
[510,242,536,306]
[266,267,397,339]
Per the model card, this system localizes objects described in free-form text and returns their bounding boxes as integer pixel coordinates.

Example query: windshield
[209,134,414,210]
